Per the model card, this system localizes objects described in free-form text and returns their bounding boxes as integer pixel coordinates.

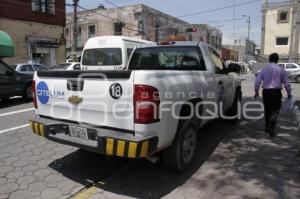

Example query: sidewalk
[163,113,300,199]
[80,80,300,199]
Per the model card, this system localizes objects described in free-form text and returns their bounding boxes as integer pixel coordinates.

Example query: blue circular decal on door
[37,81,49,104]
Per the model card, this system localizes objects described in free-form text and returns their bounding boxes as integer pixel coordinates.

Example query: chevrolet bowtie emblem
[68,96,83,105]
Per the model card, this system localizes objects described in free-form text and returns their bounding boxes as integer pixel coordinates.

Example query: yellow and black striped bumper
[105,137,157,158]
[29,120,158,159]
[30,121,45,137]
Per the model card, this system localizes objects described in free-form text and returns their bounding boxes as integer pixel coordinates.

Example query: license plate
[69,126,88,140]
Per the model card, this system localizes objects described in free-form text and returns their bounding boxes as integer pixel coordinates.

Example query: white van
[81,36,155,70]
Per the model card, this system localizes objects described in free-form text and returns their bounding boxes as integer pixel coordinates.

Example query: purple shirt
[255,63,292,95]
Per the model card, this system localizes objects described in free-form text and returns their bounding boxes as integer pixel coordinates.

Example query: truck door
[0,60,18,97]
[208,48,235,112]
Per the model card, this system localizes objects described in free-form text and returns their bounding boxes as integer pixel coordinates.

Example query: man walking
[255,53,292,137]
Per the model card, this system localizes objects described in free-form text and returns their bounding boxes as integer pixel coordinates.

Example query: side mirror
[227,63,241,74]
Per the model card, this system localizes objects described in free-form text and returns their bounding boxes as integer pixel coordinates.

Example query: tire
[1,97,10,103]
[296,76,300,83]
[23,84,33,101]
[161,120,198,172]
[225,87,242,121]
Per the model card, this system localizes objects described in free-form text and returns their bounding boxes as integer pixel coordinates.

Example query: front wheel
[225,87,242,121]
[161,120,198,172]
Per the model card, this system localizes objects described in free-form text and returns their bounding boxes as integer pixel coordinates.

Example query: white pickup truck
[30,42,241,171]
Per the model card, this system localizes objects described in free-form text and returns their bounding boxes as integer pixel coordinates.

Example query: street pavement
[0,77,299,199]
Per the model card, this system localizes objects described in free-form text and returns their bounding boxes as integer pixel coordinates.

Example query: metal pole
[242,15,251,40]
[247,16,251,40]
[72,0,79,61]
[289,0,297,62]
[233,0,236,38]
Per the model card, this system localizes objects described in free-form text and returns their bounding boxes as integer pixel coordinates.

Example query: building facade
[223,37,256,63]
[261,0,300,62]
[0,0,66,66]
[65,4,222,57]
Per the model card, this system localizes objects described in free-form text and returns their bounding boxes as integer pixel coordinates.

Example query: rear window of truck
[82,48,122,66]
[129,46,206,70]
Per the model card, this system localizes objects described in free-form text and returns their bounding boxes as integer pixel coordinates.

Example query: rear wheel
[23,84,32,101]
[296,76,300,83]
[161,120,198,172]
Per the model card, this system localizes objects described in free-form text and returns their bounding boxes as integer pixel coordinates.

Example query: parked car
[50,63,68,70]
[12,63,48,75]
[0,60,33,101]
[51,62,80,70]
[288,70,300,83]
[278,63,300,73]
[30,42,241,172]
[256,63,300,78]
[65,62,80,70]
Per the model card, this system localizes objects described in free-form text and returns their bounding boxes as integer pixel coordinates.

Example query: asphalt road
[0,77,299,199]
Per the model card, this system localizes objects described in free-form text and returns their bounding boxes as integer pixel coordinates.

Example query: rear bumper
[29,118,158,159]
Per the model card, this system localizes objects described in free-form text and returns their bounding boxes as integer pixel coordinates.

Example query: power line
[202,17,245,24]
[104,0,132,14]
[178,0,260,18]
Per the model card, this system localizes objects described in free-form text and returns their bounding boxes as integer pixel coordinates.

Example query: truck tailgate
[34,70,134,131]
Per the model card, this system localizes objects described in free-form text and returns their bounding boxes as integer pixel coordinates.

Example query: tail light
[134,85,160,124]
[32,80,38,109]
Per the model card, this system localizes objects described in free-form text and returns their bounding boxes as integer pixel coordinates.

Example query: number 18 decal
[110,83,123,99]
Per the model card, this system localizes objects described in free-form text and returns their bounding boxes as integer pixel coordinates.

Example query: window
[82,48,122,66]
[129,46,206,70]
[0,61,14,76]
[209,48,225,74]
[276,37,289,46]
[155,25,160,42]
[20,65,34,72]
[127,48,133,58]
[285,64,298,69]
[32,0,55,15]
[114,22,124,36]
[88,25,95,38]
[34,65,48,71]
[277,10,289,23]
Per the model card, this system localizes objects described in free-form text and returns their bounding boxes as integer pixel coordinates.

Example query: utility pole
[72,0,79,61]
[242,15,251,40]
[293,0,300,62]
[233,0,236,38]
[289,0,297,62]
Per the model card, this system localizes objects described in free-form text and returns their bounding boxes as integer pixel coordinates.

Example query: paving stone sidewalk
[84,80,300,199]
[83,112,300,199]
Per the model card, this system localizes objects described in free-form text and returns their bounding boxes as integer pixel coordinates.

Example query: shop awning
[0,31,15,57]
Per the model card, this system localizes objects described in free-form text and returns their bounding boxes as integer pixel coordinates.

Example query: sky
[66,0,286,46]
